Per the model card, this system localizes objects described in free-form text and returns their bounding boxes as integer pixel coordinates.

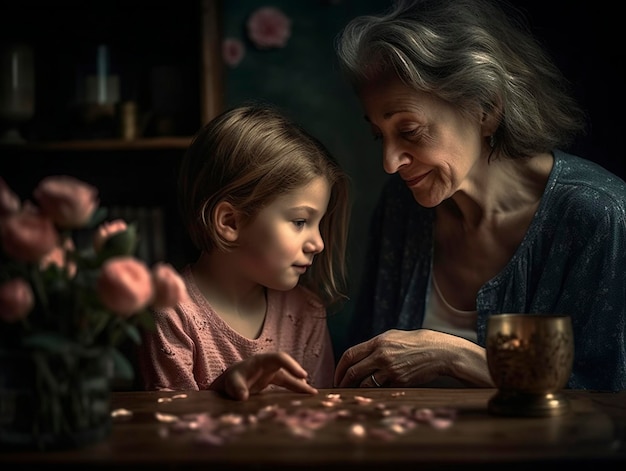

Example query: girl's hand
[210,352,319,400]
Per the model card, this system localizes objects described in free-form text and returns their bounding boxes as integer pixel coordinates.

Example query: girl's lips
[293,265,310,274]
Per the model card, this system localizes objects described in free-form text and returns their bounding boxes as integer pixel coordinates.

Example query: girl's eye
[293,220,306,229]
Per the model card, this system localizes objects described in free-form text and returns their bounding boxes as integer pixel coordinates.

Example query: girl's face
[234,176,330,291]
[359,75,485,208]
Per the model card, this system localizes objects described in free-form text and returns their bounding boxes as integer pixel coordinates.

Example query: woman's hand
[210,351,319,400]
[334,328,494,388]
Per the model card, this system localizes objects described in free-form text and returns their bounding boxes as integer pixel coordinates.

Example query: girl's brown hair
[178,102,351,308]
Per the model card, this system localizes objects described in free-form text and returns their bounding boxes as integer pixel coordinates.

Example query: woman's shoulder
[550,151,626,214]
[535,151,626,242]
[554,150,626,195]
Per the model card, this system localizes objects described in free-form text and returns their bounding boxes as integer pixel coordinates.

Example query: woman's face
[359,75,485,208]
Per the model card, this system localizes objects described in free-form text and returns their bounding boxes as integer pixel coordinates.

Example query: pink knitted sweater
[139,265,335,390]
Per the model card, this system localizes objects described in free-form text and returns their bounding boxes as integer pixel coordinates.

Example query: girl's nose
[305,230,324,254]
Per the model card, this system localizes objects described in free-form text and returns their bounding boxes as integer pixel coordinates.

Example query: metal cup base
[488,390,571,417]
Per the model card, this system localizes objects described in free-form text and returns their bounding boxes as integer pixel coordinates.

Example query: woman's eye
[401,128,419,138]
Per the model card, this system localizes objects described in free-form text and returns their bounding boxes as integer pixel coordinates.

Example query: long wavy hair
[335,0,585,158]
[178,102,351,308]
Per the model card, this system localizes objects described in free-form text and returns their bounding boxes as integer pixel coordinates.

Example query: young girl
[139,103,351,400]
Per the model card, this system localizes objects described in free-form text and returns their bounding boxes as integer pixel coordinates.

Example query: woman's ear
[213,201,240,242]
[481,101,502,138]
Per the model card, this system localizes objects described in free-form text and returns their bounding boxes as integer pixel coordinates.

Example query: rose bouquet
[0,174,187,447]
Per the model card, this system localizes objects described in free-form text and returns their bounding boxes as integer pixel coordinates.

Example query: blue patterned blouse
[349,150,626,391]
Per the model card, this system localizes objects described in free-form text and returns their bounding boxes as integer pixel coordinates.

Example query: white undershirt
[423,271,478,343]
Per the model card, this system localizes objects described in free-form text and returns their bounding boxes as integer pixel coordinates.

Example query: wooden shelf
[0,0,223,144]
[0,137,193,152]
[0,0,220,269]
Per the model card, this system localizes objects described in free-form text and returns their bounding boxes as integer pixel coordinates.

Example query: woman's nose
[382,141,410,174]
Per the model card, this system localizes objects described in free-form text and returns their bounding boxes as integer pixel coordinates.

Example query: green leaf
[23,333,74,353]
[111,348,134,380]
[85,207,109,229]
[98,223,139,259]
[121,323,142,345]
[90,308,113,339]
[135,309,157,331]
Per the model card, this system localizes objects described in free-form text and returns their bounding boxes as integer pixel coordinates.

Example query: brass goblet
[486,313,574,417]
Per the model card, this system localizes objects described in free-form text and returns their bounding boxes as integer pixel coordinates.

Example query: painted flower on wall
[223,38,245,67]
[246,6,292,50]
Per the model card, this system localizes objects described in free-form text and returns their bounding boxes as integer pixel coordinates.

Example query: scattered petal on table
[155,412,179,423]
[111,408,133,419]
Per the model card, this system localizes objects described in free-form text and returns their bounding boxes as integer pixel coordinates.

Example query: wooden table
[1,388,624,470]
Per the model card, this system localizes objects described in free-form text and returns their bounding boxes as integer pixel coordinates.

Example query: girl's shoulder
[268,285,326,318]
[149,265,209,327]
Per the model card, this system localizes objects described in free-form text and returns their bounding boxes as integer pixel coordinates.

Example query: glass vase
[0,346,113,451]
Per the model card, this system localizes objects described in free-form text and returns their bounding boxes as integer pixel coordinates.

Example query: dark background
[1,0,623,358]
[219,0,624,354]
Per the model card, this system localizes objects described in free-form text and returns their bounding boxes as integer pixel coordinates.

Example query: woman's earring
[489,135,495,148]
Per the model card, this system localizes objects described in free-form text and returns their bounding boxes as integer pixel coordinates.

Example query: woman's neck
[441,152,553,229]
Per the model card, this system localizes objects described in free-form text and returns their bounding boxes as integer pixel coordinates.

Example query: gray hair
[335,0,585,158]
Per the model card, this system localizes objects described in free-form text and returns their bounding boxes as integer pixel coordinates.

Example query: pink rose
[0,177,21,217]
[33,175,99,229]
[222,38,245,67]
[0,278,34,323]
[151,262,189,309]
[40,236,77,277]
[97,256,154,317]
[247,7,291,49]
[1,204,58,262]
[93,219,128,253]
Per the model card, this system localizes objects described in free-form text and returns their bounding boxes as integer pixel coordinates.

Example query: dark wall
[221,0,393,353]
[220,0,624,356]
[3,1,619,359]
[514,1,624,179]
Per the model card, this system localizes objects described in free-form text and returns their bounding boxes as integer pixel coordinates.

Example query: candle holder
[0,42,34,143]
[486,313,574,417]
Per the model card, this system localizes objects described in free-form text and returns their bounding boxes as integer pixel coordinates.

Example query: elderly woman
[333,0,625,391]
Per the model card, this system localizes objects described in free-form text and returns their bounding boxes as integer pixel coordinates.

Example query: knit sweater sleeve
[139,306,199,391]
